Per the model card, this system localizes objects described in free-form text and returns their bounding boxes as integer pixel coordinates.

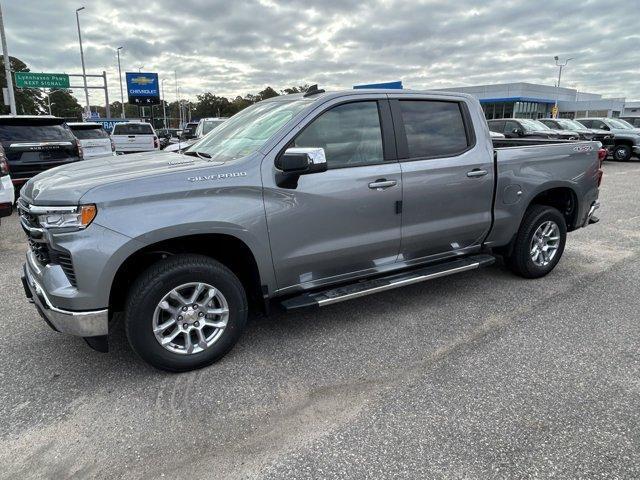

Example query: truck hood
[21,151,222,205]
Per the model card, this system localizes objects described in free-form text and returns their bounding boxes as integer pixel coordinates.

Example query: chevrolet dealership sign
[125,72,160,105]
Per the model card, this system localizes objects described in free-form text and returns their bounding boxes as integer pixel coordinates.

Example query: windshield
[519,119,550,131]
[188,99,312,161]
[202,119,225,135]
[0,123,75,142]
[71,126,109,139]
[610,118,635,129]
[556,119,585,130]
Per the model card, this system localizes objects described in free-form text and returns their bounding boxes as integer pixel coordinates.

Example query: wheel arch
[109,232,269,314]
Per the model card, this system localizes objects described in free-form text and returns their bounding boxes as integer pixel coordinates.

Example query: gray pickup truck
[19,89,603,372]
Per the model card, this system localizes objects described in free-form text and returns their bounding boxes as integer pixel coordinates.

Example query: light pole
[553,56,574,119]
[174,71,181,128]
[46,89,64,115]
[0,3,16,115]
[75,6,90,118]
[161,78,167,129]
[116,46,125,118]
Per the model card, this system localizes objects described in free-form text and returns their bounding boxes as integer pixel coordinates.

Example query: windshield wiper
[183,150,212,159]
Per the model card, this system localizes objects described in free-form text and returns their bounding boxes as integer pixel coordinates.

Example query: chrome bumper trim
[23,264,108,337]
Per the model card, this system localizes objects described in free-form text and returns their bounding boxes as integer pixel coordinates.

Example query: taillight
[110,138,116,152]
[154,136,159,149]
[76,141,84,159]
[597,148,607,165]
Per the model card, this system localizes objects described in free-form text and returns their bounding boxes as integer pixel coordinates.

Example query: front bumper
[22,263,108,337]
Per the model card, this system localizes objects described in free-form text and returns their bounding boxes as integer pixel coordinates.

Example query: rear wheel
[507,205,567,279]
[613,144,632,162]
[125,254,248,372]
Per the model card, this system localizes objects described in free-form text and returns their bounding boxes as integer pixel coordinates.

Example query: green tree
[281,85,310,95]
[48,89,82,119]
[0,56,47,114]
[258,86,279,100]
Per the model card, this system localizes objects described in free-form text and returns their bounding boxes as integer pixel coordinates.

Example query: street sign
[15,72,70,89]
[126,72,160,105]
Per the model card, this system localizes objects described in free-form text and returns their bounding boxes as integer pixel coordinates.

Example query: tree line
[1,55,308,126]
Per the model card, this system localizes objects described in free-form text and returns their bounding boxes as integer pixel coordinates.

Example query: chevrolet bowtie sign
[125,72,160,105]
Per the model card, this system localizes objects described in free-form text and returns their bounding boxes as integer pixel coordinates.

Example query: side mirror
[275,147,327,188]
[512,128,523,136]
[601,125,610,131]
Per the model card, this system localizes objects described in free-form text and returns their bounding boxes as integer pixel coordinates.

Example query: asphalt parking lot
[0,160,639,479]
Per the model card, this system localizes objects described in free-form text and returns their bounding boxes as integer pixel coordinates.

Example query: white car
[164,117,227,153]
[111,121,159,154]
[0,152,14,223]
[67,122,116,159]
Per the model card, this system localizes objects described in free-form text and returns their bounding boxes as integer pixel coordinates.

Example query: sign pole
[0,3,16,115]
[103,70,110,119]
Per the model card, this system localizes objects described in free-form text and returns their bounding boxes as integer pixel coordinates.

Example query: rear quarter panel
[485,141,600,247]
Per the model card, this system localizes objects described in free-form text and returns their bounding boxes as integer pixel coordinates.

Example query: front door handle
[467,169,488,178]
[368,179,397,190]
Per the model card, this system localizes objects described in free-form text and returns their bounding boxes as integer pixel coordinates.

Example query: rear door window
[399,100,470,158]
[113,123,154,135]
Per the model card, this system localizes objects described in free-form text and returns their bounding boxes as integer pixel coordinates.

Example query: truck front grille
[18,199,77,287]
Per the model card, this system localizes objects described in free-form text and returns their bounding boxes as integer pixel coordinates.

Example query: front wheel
[125,254,248,372]
[613,144,632,162]
[507,205,567,279]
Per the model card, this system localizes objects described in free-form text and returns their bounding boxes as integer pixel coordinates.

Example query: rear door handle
[368,179,397,190]
[467,169,488,178]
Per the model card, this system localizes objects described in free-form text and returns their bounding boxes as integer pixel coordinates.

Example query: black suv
[487,118,580,140]
[0,116,83,189]
[539,118,615,151]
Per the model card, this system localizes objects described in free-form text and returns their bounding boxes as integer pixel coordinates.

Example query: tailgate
[113,134,155,152]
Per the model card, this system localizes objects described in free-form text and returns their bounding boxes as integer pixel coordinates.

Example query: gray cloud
[3,0,639,110]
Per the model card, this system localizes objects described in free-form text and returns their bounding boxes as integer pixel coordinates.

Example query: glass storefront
[481,100,552,120]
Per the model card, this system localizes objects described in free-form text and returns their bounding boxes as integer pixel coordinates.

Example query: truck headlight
[36,205,97,229]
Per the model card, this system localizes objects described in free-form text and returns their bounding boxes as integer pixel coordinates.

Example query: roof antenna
[303,84,325,97]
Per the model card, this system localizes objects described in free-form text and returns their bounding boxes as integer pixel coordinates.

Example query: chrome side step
[281,254,495,311]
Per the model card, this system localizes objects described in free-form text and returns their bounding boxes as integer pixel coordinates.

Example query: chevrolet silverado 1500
[19,88,602,371]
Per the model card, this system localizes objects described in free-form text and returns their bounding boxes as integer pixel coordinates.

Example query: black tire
[613,144,632,162]
[125,254,248,372]
[507,205,567,279]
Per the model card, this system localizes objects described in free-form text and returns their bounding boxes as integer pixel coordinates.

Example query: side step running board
[281,254,495,311]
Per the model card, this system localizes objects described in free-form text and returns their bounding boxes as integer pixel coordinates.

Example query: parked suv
[576,118,640,161]
[0,149,13,223]
[539,118,615,152]
[68,122,116,159]
[487,118,579,140]
[20,89,601,372]
[619,117,640,128]
[0,115,83,189]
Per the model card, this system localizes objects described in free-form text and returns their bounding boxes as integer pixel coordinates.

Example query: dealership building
[432,82,638,120]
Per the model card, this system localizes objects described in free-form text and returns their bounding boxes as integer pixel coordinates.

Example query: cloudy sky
[3,0,639,108]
